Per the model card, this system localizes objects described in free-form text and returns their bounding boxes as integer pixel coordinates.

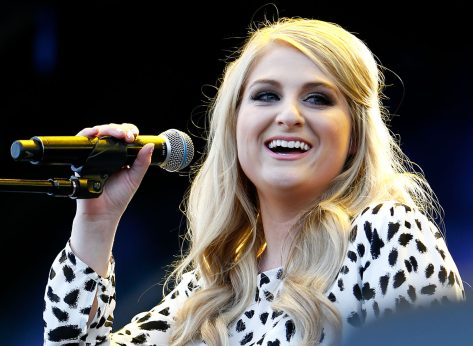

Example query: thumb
[127,143,154,185]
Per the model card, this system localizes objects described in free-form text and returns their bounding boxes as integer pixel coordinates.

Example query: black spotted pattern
[43,201,465,345]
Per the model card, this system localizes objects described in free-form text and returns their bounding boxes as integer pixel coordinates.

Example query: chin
[264,176,306,190]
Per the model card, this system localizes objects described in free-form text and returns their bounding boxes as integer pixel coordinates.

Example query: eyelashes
[303,93,334,106]
[250,91,334,106]
[250,91,279,102]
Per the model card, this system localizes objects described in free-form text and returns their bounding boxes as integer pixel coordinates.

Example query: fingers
[127,143,154,184]
[76,123,140,143]
[74,122,151,182]
[76,126,99,137]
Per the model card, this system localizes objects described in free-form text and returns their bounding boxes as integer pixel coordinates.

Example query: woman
[43,17,465,345]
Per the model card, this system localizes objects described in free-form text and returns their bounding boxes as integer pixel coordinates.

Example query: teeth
[268,139,311,151]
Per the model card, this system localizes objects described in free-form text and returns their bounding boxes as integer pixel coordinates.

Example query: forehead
[245,43,335,86]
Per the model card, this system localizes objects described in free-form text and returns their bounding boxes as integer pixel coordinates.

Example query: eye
[303,93,333,106]
[251,91,280,102]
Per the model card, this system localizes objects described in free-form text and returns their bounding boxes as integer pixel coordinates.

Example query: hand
[75,122,153,221]
[70,123,154,275]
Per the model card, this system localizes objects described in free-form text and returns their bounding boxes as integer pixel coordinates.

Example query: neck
[257,191,312,272]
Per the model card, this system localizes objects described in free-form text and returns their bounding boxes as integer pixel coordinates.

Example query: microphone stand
[0,175,106,198]
[0,139,128,198]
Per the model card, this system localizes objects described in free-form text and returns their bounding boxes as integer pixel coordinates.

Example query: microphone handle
[10,136,167,166]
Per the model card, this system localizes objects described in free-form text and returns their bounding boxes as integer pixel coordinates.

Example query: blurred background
[0,1,471,344]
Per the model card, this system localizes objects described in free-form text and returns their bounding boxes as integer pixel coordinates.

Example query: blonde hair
[167,17,440,345]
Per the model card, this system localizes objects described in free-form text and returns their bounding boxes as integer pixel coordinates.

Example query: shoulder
[333,200,465,329]
[346,200,465,301]
[345,200,465,293]
[349,200,442,248]
[164,270,201,302]
[352,200,433,227]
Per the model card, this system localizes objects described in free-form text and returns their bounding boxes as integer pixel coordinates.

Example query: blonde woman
[43,18,465,345]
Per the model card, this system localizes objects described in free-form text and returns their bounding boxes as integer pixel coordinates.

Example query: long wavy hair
[166,17,440,345]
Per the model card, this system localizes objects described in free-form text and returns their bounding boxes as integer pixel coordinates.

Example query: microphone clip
[65,136,131,198]
[67,174,108,199]
[70,136,129,176]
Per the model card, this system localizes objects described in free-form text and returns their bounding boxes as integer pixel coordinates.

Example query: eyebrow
[248,79,339,93]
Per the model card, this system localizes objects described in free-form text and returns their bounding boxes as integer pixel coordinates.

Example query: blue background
[1,1,471,344]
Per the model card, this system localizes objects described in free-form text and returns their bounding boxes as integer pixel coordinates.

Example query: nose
[275,101,305,128]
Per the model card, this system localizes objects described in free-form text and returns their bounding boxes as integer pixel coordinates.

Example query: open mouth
[266,139,311,154]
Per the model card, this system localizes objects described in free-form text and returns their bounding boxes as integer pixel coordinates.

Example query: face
[236,43,352,204]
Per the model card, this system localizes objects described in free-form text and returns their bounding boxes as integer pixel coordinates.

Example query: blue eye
[251,91,280,102]
[304,93,332,106]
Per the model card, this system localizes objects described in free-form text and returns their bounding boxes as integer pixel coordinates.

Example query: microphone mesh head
[160,129,194,172]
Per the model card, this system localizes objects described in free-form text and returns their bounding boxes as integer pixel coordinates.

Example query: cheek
[336,123,351,148]
[236,111,262,180]
[316,116,352,157]
[236,109,257,145]
[235,116,245,151]
[236,114,250,164]
[328,113,351,143]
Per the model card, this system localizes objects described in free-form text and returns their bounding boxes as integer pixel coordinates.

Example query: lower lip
[264,146,311,160]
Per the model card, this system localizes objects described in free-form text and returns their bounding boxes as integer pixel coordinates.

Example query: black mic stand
[0,175,105,198]
[0,138,129,198]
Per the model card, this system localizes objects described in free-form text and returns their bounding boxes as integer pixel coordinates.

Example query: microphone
[10,129,194,172]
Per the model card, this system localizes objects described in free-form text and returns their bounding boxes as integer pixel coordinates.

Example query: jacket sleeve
[43,240,199,345]
[43,240,117,345]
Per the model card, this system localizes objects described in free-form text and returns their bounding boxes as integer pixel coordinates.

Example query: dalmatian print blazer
[44,201,465,345]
